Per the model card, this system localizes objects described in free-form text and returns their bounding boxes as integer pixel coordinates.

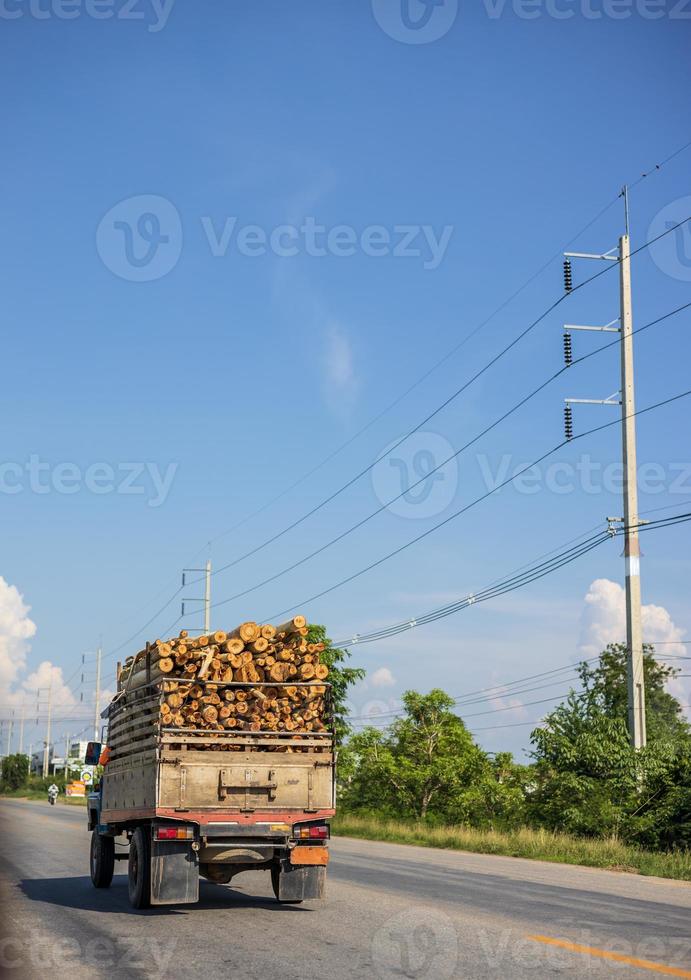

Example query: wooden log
[265,663,285,683]
[223,638,245,656]
[275,616,307,635]
[227,622,260,643]
[197,648,216,679]
[110,618,332,748]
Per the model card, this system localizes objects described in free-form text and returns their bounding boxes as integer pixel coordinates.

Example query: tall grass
[332,813,691,881]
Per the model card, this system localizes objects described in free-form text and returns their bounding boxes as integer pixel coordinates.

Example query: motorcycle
[48,789,58,806]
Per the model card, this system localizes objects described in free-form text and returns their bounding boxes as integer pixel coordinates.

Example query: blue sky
[1,0,690,759]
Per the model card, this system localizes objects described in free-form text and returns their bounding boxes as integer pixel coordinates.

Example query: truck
[86,673,335,909]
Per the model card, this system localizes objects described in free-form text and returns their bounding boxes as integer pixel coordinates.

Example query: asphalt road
[1,799,690,980]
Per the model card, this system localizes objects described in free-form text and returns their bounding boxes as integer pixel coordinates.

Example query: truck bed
[100,682,335,826]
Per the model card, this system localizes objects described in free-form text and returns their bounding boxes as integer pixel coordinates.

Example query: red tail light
[154,825,195,841]
[293,823,330,840]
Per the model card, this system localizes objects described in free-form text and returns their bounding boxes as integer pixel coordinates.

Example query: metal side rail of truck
[86,679,335,909]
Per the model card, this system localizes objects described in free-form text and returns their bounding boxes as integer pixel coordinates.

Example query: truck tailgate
[158,749,334,812]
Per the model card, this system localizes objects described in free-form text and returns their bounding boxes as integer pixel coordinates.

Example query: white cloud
[22,660,77,709]
[0,576,37,699]
[322,322,360,417]
[0,577,77,717]
[371,667,396,688]
[579,578,686,658]
[324,322,356,390]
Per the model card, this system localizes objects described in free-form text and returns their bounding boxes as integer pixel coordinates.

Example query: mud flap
[277,861,326,901]
[151,840,199,905]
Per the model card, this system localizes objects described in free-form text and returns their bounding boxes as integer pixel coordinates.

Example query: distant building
[68,740,90,762]
[29,741,89,776]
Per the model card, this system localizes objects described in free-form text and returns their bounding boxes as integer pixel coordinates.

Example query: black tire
[90,831,115,888]
[271,866,303,904]
[128,827,151,909]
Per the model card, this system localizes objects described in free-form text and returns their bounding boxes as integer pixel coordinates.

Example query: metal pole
[43,678,53,778]
[619,192,646,749]
[204,560,211,634]
[94,644,102,743]
[18,703,25,755]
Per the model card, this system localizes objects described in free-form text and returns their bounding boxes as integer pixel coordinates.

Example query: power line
[345,641,691,728]
[209,299,691,613]
[347,668,590,724]
[630,135,691,189]
[336,532,612,647]
[90,177,690,664]
[206,214,689,587]
[334,511,690,649]
[202,204,626,555]
[203,132,691,552]
[262,389,691,624]
[350,692,573,730]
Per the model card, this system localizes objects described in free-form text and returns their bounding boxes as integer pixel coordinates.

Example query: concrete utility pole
[5,713,13,756]
[181,559,212,634]
[18,703,25,755]
[204,559,212,634]
[619,192,646,749]
[563,184,646,749]
[94,644,102,743]
[42,677,53,779]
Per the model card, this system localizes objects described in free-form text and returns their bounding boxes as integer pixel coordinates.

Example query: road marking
[528,935,691,977]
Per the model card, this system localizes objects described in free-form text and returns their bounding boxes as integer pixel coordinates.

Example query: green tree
[577,643,688,742]
[530,698,638,836]
[344,689,493,821]
[308,624,365,744]
[530,644,691,844]
[1,753,30,792]
[461,752,530,830]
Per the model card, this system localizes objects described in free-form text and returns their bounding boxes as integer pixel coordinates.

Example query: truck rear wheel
[90,831,114,888]
[128,827,151,909]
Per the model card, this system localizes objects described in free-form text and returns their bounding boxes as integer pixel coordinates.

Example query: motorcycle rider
[48,782,59,804]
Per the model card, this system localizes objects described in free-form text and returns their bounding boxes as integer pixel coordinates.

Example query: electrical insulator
[563,259,573,293]
[564,404,574,441]
[563,331,573,366]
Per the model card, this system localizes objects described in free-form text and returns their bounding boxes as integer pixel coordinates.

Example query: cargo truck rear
[87,674,335,908]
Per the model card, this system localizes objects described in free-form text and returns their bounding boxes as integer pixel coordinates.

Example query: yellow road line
[527,935,691,978]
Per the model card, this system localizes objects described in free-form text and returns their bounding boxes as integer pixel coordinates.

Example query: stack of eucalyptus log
[116,616,330,737]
